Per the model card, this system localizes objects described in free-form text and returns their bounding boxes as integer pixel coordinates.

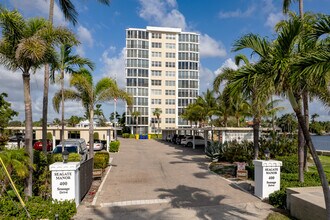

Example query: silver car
[53,138,88,161]
[87,140,104,151]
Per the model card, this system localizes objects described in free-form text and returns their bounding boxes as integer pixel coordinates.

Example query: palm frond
[58,0,78,25]
[232,33,270,59]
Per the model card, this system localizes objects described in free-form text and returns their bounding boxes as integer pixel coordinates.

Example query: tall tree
[42,0,110,156]
[153,108,162,137]
[0,8,76,196]
[53,69,131,158]
[0,93,18,135]
[51,44,94,149]
[131,111,141,134]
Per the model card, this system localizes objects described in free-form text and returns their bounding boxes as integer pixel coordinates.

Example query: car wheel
[187,142,193,148]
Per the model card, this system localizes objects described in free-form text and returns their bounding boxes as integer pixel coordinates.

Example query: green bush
[129,134,135,138]
[33,150,52,198]
[109,141,120,152]
[221,141,254,163]
[94,152,110,169]
[94,132,100,140]
[269,189,287,209]
[52,153,81,162]
[122,133,130,138]
[46,132,53,141]
[0,196,76,219]
[246,165,254,180]
[275,155,298,174]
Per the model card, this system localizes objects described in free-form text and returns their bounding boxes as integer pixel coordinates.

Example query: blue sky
[1,0,330,122]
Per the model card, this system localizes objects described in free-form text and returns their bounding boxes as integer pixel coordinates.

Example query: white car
[87,140,104,151]
[181,136,210,147]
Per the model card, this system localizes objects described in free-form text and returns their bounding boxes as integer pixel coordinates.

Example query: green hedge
[0,196,76,219]
[94,152,110,169]
[109,141,120,152]
[52,153,81,163]
[122,133,130,138]
[129,134,135,138]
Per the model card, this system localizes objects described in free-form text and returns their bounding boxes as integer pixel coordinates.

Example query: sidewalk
[74,138,274,219]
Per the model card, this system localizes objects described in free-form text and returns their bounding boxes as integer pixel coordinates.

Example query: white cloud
[77,25,94,47]
[200,34,226,58]
[266,12,285,28]
[100,47,126,89]
[0,65,84,122]
[215,58,238,76]
[218,6,256,19]
[199,65,216,93]
[9,0,66,26]
[138,0,187,29]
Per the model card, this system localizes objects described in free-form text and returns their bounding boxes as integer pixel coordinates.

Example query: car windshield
[53,146,78,154]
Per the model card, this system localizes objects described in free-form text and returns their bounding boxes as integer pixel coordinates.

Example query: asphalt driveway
[74,138,273,220]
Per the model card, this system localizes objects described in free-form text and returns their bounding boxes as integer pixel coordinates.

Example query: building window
[165,43,176,49]
[165,52,176,58]
[151,51,162,57]
[165,118,175,123]
[165,62,175,68]
[137,88,148,96]
[165,109,175,114]
[165,99,175,105]
[151,80,162,86]
[151,42,162,48]
[165,80,175,86]
[151,70,162,76]
[151,89,162,95]
[165,90,175,95]
[151,33,161,39]
[166,34,176,40]
[165,71,175,77]
[151,99,162,104]
[151,61,162,67]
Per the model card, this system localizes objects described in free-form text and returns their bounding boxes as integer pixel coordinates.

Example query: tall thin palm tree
[152,108,162,138]
[42,0,110,154]
[0,8,76,196]
[53,69,131,158]
[51,44,94,149]
[131,111,141,135]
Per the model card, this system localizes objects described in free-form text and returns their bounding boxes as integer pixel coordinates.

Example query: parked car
[53,138,88,161]
[33,139,53,151]
[87,139,104,151]
[181,135,210,147]
[175,135,186,145]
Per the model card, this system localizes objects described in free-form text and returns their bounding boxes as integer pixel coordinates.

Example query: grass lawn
[309,155,330,175]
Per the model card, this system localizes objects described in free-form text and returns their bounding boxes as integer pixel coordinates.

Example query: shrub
[109,141,120,152]
[221,141,254,163]
[149,134,162,139]
[46,132,53,141]
[52,153,81,162]
[122,133,130,138]
[129,134,135,138]
[94,132,100,140]
[269,189,287,209]
[246,165,254,180]
[205,141,222,161]
[275,155,298,174]
[94,152,110,169]
[0,196,76,219]
[33,150,52,198]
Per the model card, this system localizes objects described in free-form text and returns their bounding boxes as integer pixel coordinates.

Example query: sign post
[49,162,80,206]
[253,160,282,199]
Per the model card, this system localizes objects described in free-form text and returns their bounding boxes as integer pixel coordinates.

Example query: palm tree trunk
[298,124,305,182]
[303,90,309,171]
[157,119,160,138]
[253,117,260,160]
[60,70,65,151]
[22,72,33,197]
[42,64,49,154]
[89,108,94,158]
[293,99,330,219]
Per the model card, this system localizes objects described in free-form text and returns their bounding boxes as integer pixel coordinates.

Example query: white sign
[49,162,80,206]
[253,160,282,199]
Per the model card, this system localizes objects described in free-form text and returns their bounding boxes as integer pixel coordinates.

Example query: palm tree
[131,111,141,134]
[67,115,83,127]
[311,113,319,123]
[0,8,76,196]
[53,69,131,158]
[153,108,162,137]
[51,44,94,148]
[94,104,107,126]
[41,0,110,157]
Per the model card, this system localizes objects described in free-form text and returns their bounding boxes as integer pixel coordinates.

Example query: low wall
[316,150,330,156]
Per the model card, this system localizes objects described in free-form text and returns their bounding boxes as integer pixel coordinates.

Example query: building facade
[125,26,200,134]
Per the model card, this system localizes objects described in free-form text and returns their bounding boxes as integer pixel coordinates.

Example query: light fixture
[62,149,69,163]
[264,148,270,160]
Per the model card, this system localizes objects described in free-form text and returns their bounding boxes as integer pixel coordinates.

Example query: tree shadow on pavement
[156,184,259,220]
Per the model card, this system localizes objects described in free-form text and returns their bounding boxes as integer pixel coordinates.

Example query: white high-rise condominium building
[125,26,199,134]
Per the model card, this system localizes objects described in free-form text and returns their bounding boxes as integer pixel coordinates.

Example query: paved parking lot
[74,138,273,219]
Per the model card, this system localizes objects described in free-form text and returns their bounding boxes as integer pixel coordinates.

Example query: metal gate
[79,157,93,201]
